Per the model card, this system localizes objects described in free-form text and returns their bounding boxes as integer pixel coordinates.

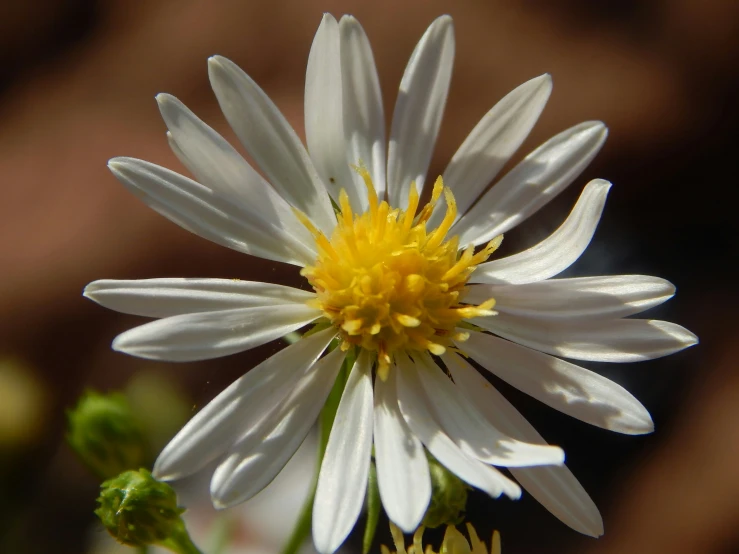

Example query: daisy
[84,13,697,554]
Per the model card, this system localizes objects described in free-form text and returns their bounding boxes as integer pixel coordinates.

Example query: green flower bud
[96,469,185,547]
[423,456,470,528]
[66,390,149,479]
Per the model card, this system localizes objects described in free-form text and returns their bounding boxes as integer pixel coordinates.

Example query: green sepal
[422,454,470,528]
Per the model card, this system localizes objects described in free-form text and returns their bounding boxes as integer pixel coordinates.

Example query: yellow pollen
[299,168,502,374]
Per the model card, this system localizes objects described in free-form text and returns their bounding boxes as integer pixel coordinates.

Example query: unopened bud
[423,455,469,528]
[96,469,184,547]
[66,390,149,478]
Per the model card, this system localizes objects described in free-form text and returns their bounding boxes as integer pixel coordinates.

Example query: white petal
[470,179,611,285]
[414,354,564,467]
[429,74,553,228]
[208,56,336,236]
[305,14,360,209]
[459,331,654,434]
[166,131,197,176]
[84,278,315,318]
[153,327,336,480]
[395,355,521,500]
[211,347,346,508]
[454,122,608,246]
[108,157,316,267]
[112,304,321,361]
[156,94,312,247]
[313,350,374,554]
[464,275,676,320]
[374,367,431,532]
[340,15,386,203]
[387,16,454,209]
[472,312,698,363]
[443,352,603,536]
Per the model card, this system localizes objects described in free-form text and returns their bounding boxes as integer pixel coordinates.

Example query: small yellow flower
[383,523,501,554]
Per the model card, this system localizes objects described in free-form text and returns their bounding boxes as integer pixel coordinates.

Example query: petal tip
[392,516,421,535]
[319,12,337,25]
[211,484,243,511]
[586,178,612,193]
[435,14,454,26]
[150,464,178,482]
[82,281,99,298]
[154,92,169,104]
[591,121,609,137]
[111,333,145,358]
[207,55,228,74]
[505,481,523,500]
[107,158,127,173]
[581,516,605,538]
[577,120,608,139]
[554,445,566,465]
[629,412,655,435]
[211,497,230,511]
[533,73,553,88]
[110,335,128,353]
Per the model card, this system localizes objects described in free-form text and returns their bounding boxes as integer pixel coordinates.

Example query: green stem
[159,520,204,554]
[208,515,232,554]
[362,461,381,554]
[281,353,352,554]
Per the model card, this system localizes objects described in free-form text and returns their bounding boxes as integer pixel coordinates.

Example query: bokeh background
[1,1,737,553]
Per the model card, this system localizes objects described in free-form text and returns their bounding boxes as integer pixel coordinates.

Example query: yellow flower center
[297,168,501,378]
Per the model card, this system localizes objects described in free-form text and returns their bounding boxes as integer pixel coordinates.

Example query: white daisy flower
[84,13,697,553]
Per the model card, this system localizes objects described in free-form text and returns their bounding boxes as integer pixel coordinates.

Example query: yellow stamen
[300,172,498,371]
[403,185,420,232]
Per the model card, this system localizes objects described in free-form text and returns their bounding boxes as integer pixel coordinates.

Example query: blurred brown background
[0,1,737,553]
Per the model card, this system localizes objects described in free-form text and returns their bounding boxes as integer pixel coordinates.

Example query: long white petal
[340,15,386,204]
[211,347,346,508]
[443,352,603,537]
[387,16,454,209]
[395,355,521,500]
[454,122,608,246]
[414,354,564,467]
[429,74,553,228]
[305,14,360,209]
[470,180,610,284]
[374,367,431,532]
[464,275,676,320]
[108,157,316,267]
[84,278,315,318]
[459,331,654,434]
[313,351,374,554]
[472,312,698,363]
[112,304,321,361]
[156,94,313,248]
[208,56,336,236]
[153,327,336,480]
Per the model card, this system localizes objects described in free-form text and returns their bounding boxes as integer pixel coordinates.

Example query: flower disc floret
[298,168,501,375]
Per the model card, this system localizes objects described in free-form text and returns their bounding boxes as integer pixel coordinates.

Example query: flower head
[301,169,500,376]
[85,12,697,554]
